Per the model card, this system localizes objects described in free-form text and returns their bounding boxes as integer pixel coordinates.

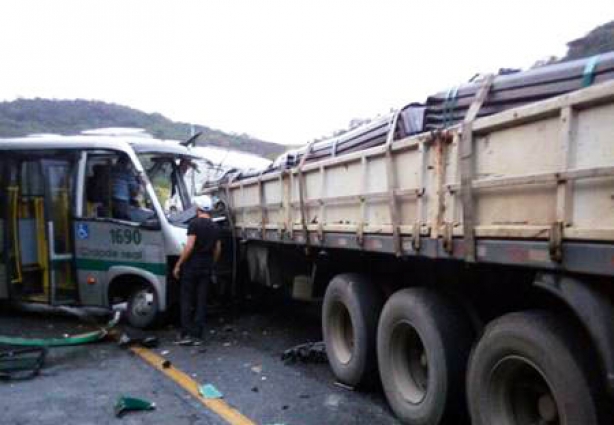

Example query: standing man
[173,195,221,344]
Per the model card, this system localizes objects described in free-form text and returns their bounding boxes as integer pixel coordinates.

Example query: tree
[564,20,614,61]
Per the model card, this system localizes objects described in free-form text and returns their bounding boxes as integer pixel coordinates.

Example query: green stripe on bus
[75,259,166,276]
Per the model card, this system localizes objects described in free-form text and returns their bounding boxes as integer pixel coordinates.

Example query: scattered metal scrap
[281,341,327,364]
[0,345,47,380]
[0,311,120,348]
[118,332,159,349]
[114,395,156,418]
[0,330,107,347]
[334,381,355,391]
[0,312,119,380]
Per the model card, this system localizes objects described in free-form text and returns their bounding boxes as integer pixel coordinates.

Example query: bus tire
[377,288,474,425]
[126,285,159,329]
[467,311,604,425]
[322,273,384,388]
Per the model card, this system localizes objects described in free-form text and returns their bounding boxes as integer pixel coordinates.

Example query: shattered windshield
[182,158,228,196]
[138,154,192,217]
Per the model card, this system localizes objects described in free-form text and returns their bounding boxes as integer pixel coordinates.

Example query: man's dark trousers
[180,270,210,338]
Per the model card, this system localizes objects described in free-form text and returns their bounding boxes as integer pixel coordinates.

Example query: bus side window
[83,153,155,224]
[84,159,112,219]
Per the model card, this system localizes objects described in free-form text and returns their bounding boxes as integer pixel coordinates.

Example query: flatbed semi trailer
[207,78,614,424]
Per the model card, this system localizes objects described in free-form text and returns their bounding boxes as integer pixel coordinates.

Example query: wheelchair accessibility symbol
[76,223,90,240]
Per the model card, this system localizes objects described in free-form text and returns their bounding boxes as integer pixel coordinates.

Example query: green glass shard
[114,396,156,417]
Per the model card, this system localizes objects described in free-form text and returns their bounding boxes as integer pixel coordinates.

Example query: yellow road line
[130,346,256,425]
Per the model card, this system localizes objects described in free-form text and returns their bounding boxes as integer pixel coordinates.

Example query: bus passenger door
[42,159,78,305]
[74,152,166,312]
[7,158,50,303]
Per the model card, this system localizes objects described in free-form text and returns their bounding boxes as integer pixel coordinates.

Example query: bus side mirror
[140,217,161,230]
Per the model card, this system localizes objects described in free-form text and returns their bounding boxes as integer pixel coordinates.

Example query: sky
[0,1,613,146]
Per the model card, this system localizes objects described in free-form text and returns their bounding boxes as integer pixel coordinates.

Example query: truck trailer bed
[210,80,614,277]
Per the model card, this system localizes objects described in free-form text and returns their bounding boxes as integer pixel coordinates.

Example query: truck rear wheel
[467,311,602,425]
[322,273,384,387]
[377,288,474,425]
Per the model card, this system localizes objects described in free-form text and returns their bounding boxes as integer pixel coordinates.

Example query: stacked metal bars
[213,51,614,187]
[424,52,614,131]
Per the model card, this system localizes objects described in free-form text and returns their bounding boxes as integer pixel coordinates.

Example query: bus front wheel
[126,285,159,329]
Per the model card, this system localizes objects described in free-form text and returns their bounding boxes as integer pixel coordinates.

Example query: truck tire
[467,311,603,425]
[377,288,474,425]
[322,273,384,387]
[126,285,159,329]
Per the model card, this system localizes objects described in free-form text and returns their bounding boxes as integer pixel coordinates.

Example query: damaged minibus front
[0,134,214,327]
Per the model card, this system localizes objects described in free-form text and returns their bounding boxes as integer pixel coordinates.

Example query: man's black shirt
[185,217,221,274]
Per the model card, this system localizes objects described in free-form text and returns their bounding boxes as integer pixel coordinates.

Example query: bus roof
[0,135,193,156]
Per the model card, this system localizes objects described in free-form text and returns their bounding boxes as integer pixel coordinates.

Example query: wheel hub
[133,292,153,317]
[538,393,558,422]
[390,321,428,404]
[329,301,354,365]
[420,352,428,368]
[489,355,561,425]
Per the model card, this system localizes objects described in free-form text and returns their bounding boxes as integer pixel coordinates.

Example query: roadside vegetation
[0,98,287,158]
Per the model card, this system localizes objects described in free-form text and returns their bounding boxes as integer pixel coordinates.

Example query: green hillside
[0,98,287,158]
[564,20,614,60]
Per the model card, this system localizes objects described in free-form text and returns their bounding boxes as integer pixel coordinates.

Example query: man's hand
[213,240,222,264]
[175,235,195,280]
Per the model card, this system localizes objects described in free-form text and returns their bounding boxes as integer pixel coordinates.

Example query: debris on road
[0,328,106,348]
[114,395,156,418]
[0,312,120,348]
[281,341,327,364]
[333,381,355,391]
[199,384,223,399]
[173,339,193,346]
[251,364,262,374]
[0,346,47,380]
[118,332,159,349]
[324,393,343,409]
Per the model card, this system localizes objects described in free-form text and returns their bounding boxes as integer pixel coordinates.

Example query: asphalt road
[0,298,399,425]
[0,310,224,425]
